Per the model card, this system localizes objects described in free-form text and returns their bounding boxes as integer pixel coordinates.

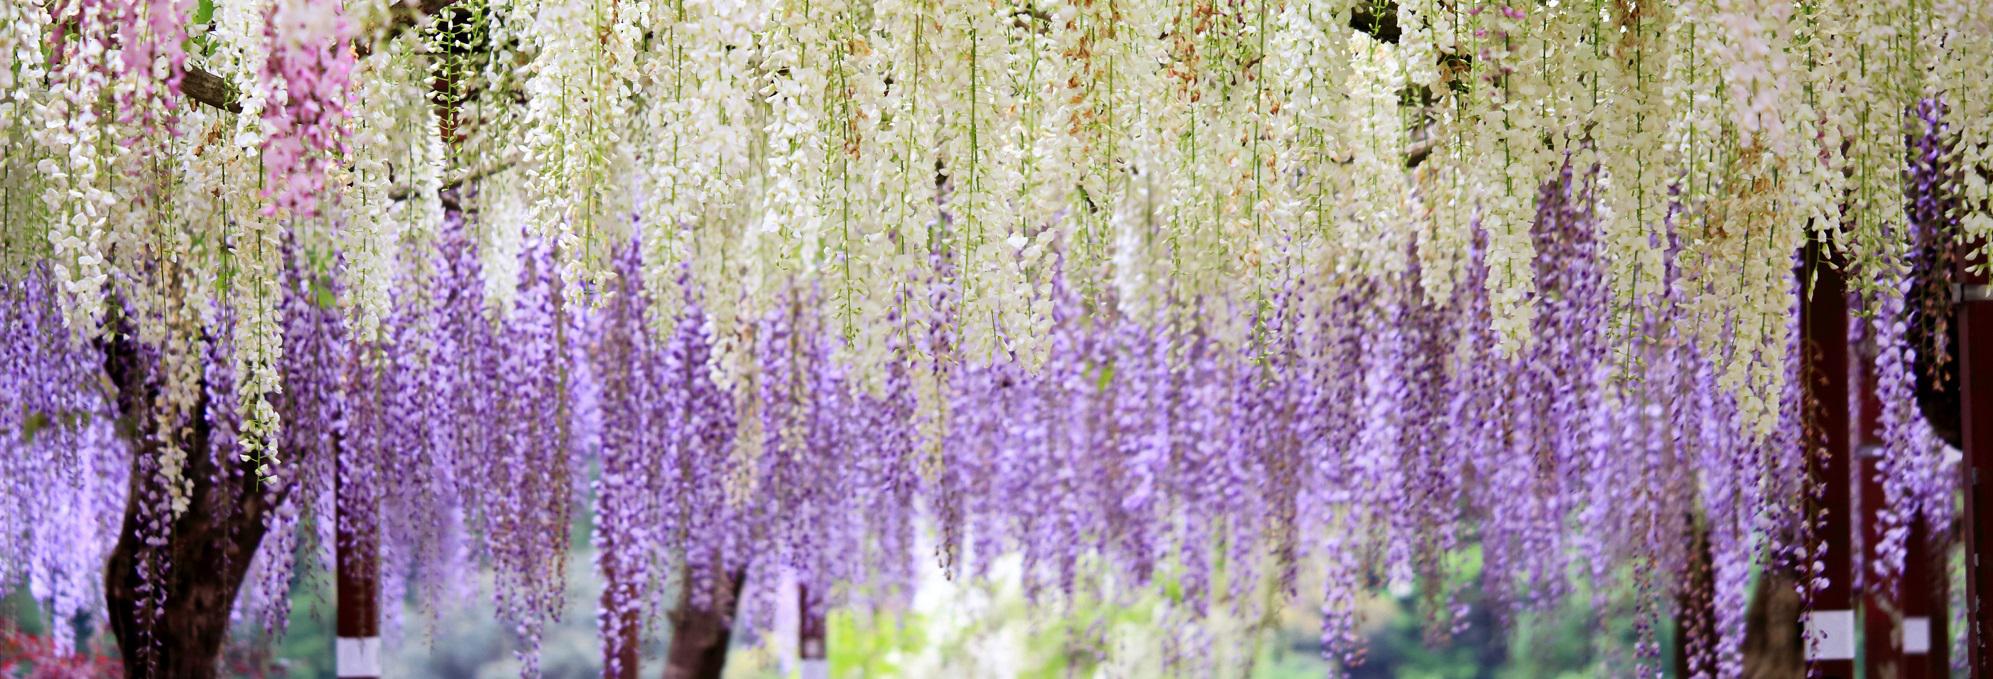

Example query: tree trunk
[1675,516,1716,679]
[1742,569,1805,678]
[662,567,745,679]
[99,331,275,679]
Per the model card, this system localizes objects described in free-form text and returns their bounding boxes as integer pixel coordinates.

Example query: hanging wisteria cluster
[1,0,1989,675]
[0,271,127,657]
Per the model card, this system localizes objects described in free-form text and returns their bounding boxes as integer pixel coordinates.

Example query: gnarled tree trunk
[663,567,746,679]
[1742,569,1805,678]
[1675,516,1717,679]
[99,331,275,679]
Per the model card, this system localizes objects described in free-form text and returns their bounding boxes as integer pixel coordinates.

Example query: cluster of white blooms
[749,0,835,323]
[863,0,942,343]
[1593,3,1667,322]
[179,0,289,481]
[1683,148,1799,434]
[1830,0,1915,296]
[0,0,48,162]
[35,0,118,339]
[1274,14,1413,289]
[180,103,288,484]
[95,103,208,506]
[1932,0,1993,264]
[930,0,1024,361]
[0,0,44,304]
[514,0,642,304]
[1712,0,1796,151]
[1464,5,1542,357]
[980,0,1067,368]
[637,0,765,337]
[1103,0,1179,326]
[344,46,411,344]
[401,92,447,254]
[481,168,531,317]
[1339,33,1412,282]
[1150,0,1270,330]
[343,35,444,342]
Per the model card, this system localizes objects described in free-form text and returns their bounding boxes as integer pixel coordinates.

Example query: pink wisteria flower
[116,0,190,119]
[260,0,352,217]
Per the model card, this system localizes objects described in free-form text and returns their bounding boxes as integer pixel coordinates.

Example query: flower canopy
[0,0,1987,675]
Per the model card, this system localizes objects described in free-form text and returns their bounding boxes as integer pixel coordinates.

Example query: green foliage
[16,409,49,444]
[187,0,218,56]
[826,609,926,676]
[807,541,1671,678]
[267,570,336,679]
[1,588,47,638]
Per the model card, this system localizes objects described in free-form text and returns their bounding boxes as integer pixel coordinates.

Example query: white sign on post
[1904,616,1932,654]
[1803,610,1856,661]
[336,636,382,678]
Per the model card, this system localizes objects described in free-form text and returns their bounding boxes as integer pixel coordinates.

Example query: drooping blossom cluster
[259,0,353,217]
[513,164,1818,676]
[1860,99,1969,593]
[0,157,1956,678]
[0,270,128,656]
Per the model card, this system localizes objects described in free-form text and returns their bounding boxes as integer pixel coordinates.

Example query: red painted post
[799,582,828,679]
[335,458,381,679]
[1959,246,1993,678]
[1857,328,1902,677]
[1801,247,1856,678]
[1900,518,1945,679]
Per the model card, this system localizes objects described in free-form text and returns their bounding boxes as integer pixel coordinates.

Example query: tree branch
[178,0,461,114]
[181,65,241,114]
[388,154,522,202]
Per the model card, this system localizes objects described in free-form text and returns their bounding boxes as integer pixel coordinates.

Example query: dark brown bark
[1742,569,1805,679]
[179,67,241,114]
[1675,516,1717,679]
[662,567,746,679]
[99,330,276,679]
[798,582,825,664]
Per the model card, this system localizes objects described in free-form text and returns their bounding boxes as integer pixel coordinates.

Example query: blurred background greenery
[5,528,1675,678]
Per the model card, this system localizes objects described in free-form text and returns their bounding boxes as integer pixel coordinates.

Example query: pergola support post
[1958,254,1993,677]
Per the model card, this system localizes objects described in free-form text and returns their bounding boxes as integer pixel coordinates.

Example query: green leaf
[19,409,50,443]
[313,279,337,309]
